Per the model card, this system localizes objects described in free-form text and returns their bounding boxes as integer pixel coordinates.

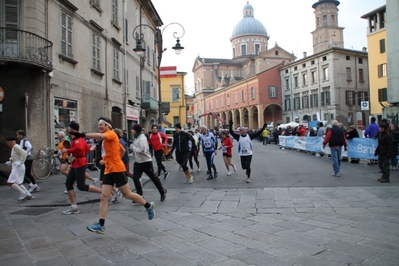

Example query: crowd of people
[4,116,395,234]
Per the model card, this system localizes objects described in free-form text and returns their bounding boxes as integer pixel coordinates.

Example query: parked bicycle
[32,147,61,180]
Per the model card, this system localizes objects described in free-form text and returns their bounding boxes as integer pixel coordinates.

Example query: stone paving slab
[1,185,399,265]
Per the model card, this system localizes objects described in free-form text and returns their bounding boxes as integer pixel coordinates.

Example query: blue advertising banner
[279,136,379,159]
[305,137,323,152]
[347,138,378,159]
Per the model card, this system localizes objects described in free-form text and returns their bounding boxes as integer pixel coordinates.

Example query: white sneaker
[197,167,200,172]
[63,206,80,215]
[233,165,237,172]
[92,178,100,187]
[28,185,40,193]
[227,172,232,176]
[18,192,29,201]
[246,178,251,183]
[188,176,194,184]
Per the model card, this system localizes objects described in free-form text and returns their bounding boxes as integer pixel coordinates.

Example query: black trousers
[132,161,164,196]
[154,149,166,176]
[24,159,36,184]
[240,155,252,178]
[378,155,390,180]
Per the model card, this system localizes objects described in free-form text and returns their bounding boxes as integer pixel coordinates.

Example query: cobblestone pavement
[1,143,398,265]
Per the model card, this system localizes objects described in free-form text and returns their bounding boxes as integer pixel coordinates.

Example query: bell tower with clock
[311,0,344,54]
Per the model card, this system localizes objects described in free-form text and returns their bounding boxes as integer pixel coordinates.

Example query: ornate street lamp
[133,23,185,127]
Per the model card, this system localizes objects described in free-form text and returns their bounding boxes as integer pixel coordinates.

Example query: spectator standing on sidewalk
[322,120,347,177]
[71,118,155,234]
[374,122,393,183]
[16,130,40,193]
[62,121,102,215]
[261,128,269,145]
[4,136,34,201]
[346,125,360,164]
[200,125,219,180]
[365,117,379,165]
[171,123,195,184]
[389,124,399,170]
[229,120,266,183]
[130,124,167,202]
[148,125,169,179]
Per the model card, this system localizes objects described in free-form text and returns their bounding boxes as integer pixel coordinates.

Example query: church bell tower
[311,0,344,54]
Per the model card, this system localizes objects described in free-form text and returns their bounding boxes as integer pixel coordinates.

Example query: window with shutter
[92,33,101,70]
[1,0,19,55]
[61,11,73,58]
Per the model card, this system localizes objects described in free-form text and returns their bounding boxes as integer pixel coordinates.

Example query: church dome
[231,2,268,40]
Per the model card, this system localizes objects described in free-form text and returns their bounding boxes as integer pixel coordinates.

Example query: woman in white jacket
[5,136,34,201]
[131,124,167,201]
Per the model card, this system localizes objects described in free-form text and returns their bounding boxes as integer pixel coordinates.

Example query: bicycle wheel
[32,159,51,179]
[52,157,61,175]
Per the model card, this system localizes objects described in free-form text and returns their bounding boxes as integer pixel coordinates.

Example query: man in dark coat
[374,123,393,183]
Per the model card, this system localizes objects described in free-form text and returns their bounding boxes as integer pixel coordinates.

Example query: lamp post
[132,23,185,128]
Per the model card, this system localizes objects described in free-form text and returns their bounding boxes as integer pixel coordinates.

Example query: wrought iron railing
[0,27,53,70]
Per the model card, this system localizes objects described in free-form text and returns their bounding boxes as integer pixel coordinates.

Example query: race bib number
[241,147,249,154]
[222,146,227,152]
[204,140,212,148]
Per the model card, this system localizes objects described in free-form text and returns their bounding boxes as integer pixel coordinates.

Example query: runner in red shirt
[62,121,102,215]
[148,125,169,179]
[219,131,237,176]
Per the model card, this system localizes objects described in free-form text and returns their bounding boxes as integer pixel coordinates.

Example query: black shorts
[223,153,232,158]
[102,172,128,187]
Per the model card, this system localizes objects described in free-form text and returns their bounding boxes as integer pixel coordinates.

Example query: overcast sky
[151,0,386,94]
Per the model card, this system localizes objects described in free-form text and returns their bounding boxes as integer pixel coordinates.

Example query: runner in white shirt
[229,121,266,183]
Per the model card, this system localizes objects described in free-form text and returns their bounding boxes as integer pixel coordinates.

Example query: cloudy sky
[151,0,386,94]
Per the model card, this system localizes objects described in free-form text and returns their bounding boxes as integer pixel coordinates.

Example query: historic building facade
[362,1,399,125]
[361,5,386,120]
[192,2,296,130]
[0,0,161,163]
[281,0,370,128]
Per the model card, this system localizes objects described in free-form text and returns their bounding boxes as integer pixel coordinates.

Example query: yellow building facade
[161,71,187,128]
[362,6,387,118]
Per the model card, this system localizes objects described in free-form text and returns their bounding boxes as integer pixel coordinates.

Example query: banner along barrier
[279,136,379,159]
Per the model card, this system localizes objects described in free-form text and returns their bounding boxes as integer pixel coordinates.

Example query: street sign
[361,101,369,111]
[0,87,4,102]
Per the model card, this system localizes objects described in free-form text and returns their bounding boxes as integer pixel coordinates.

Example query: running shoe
[207,174,214,180]
[246,178,251,183]
[92,178,100,187]
[233,165,237,172]
[164,172,169,180]
[214,172,218,179]
[227,172,232,176]
[87,222,104,234]
[26,194,35,200]
[29,185,40,193]
[17,192,28,201]
[146,202,155,220]
[188,176,194,184]
[161,189,167,201]
[63,206,80,215]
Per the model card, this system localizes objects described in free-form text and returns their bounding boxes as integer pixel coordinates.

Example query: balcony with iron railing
[141,94,158,111]
[0,27,53,71]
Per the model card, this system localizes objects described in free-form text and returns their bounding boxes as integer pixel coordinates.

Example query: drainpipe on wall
[123,0,128,131]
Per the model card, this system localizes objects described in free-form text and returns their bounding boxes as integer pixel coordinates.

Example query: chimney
[362,47,367,52]
[303,52,307,58]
